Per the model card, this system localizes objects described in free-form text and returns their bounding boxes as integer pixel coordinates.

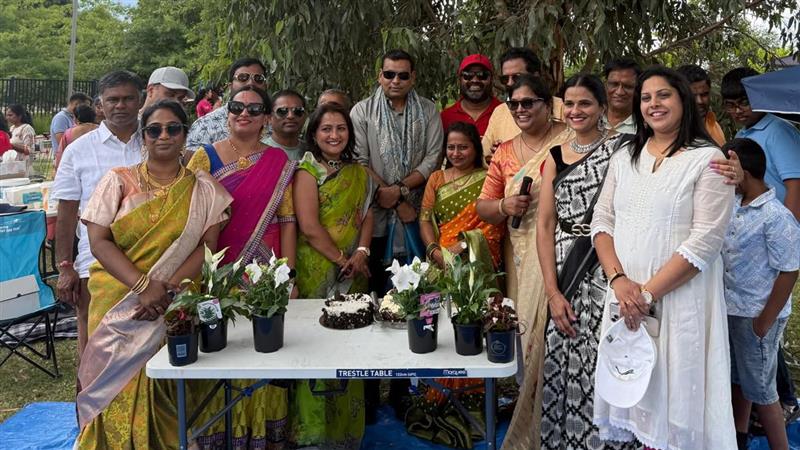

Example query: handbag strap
[577,134,634,225]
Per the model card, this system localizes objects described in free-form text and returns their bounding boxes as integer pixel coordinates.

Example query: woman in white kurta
[590,67,736,450]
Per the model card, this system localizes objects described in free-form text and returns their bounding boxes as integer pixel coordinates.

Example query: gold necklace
[446,168,475,190]
[516,122,553,164]
[229,139,254,169]
[138,163,185,223]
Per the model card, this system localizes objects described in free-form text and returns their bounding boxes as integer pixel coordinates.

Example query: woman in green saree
[75,100,232,449]
[292,104,373,449]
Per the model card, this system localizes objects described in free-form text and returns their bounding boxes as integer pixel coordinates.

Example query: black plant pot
[200,319,227,353]
[252,314,284,353]
[407,314,439,354]
[453,320,483,356]
[167,332,198,366]
[486,330,515,363]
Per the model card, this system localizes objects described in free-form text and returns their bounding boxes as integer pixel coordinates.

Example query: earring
[597,116,606,131]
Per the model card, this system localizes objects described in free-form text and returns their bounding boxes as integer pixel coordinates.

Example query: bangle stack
[425,242,441,259]
[132,274,150,294]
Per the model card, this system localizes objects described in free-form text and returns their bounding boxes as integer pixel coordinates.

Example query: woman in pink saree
[187,86,297,449]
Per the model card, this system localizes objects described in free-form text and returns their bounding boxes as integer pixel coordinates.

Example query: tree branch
[645,0,769,57]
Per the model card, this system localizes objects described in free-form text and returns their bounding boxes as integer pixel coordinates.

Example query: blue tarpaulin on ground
[2,401,800,449]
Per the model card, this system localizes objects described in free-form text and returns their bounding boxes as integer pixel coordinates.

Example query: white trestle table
[146,299,517,450]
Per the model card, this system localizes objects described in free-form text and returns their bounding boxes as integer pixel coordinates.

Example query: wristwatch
[395,181,410,200]
[640,288,654,305]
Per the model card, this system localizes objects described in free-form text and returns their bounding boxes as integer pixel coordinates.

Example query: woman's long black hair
[630,66,713,164]
[7,104,33,125]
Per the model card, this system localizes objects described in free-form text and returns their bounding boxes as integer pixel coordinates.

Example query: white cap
[595,319,656,408]
[148,66,195,99]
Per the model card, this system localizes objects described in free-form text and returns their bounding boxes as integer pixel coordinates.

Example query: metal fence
[0,78,98,117]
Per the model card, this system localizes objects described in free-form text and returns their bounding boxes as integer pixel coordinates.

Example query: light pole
[67,0,78,99]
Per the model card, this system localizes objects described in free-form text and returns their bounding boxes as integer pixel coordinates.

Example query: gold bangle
[132,274,149,294]
[498,198,507,217]
[335,250,347,267]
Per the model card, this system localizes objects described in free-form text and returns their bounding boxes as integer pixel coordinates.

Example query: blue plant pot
[453,320,483,356]
[486,330,514,363]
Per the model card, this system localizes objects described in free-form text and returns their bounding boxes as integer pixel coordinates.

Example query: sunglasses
[506,98,544,111]
[723,98,751,112]
[382,71,411,81]
[227,101,266,116]
[143,123,186,140]
[274,106,306,118]
[234,73,267,84]
[461,70,491,81]
[499,73,523,85]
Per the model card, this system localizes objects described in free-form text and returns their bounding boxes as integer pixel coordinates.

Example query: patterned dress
[539,135,635,450]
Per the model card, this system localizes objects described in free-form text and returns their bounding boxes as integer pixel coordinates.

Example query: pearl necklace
[570,129,608,154]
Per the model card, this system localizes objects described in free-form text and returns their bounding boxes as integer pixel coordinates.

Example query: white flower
[392,265,421,292]
[208,247,228,272]
[232,258,242,273]
[273,262,291,287]
[386,259,402,276]
[245,262,263,284]
[268,253,278,267]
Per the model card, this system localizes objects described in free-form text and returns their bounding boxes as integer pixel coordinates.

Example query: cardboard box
[0,275,41,320]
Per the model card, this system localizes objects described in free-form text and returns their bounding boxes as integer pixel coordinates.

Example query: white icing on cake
[323,293,372,317]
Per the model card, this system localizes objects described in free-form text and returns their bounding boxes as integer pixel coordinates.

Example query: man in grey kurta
[350,47,443,425]
[350,48,443,296]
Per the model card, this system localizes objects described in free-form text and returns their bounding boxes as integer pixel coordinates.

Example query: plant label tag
[198,298,223,323]
[175,343,187,358]
[419,292,441,319]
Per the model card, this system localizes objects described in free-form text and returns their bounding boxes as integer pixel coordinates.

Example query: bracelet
[334,250,347,267]
[545,291,559,303]
[57,260,74,269]
[132,274,150,294]
[356,246,370,257]
[498,198,507,217]
[425,243,441,259]
[608,271,627,287]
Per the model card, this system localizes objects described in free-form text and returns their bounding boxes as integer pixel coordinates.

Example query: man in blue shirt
[49,92,92,154]
[722,67,800,220]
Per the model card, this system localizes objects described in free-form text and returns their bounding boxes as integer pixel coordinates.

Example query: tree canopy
[0,0,796,107]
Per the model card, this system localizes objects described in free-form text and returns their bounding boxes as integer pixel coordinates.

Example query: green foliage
[437,250,501,325]
[241,257,293,318]
[164,246,248,335]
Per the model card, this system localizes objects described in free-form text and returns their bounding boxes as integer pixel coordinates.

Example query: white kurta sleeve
[675,153,735,272]
[591,151,620,242]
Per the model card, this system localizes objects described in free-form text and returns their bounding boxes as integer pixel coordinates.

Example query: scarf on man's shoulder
[369,86,428,187]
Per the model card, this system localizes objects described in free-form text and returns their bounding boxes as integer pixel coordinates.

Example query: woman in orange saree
[406,122,504,448]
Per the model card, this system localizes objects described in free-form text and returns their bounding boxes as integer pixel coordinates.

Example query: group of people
[28,44,797,450]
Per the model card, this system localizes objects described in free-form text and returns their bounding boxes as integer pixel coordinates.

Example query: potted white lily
[242,255,294,353]
[387,257,442,354]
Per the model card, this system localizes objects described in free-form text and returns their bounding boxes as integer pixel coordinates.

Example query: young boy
[722,138,800,450]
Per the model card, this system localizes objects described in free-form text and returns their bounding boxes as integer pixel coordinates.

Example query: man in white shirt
[603,58,640,135]
[52,70,145,359]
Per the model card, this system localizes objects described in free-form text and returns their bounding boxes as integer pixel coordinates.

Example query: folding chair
[0,210,61,378]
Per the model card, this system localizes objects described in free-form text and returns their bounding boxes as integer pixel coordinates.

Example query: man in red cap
[440,54,502,136]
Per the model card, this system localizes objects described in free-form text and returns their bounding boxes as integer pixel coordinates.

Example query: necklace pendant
[149,213,159,223]
[238,157,251,169]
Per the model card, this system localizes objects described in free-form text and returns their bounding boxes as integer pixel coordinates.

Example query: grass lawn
[0,339,78,422]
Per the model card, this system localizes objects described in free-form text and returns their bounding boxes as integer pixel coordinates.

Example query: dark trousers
[777,346,797,406]
[368,236,390,297]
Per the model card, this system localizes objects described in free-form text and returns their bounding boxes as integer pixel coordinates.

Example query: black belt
[559,220,592,237]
